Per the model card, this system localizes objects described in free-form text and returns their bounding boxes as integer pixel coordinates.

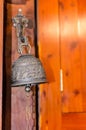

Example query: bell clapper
[25,84,32,92]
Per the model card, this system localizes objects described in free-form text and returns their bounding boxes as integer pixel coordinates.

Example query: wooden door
[38,0,61,130]
[38,0,86,130]
[59,0,84,113]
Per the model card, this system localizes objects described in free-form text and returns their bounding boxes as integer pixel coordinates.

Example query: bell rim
[11,78,47,87]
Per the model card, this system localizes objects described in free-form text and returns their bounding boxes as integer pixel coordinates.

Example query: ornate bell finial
[11,9,47,92]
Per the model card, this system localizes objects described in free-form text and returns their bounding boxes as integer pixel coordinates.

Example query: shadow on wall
[2,2,12,130]
[41,57,55,83]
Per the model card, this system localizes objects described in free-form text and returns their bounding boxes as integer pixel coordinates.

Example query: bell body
[11,54,47,87]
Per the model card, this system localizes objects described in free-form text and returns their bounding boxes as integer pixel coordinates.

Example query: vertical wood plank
[0,0,3,129]
[62,113,86,130]
[78,0,86,111]
[38,0,61,130]
[11,1,36,130]
[3,0,36,129]
[59,0,83,112]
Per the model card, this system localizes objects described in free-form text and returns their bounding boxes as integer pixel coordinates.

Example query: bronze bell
[11,9,47,92]
[11,54,47,91]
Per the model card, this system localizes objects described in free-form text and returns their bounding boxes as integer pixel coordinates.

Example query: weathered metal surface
[11,54,47,87]
[11,10,47,92]
[12,9,32,54]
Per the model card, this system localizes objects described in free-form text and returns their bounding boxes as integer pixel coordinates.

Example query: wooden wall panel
[38,0,86,129]
[62,113,86,130]
[0,0,3,129]
[2,0,86,129]
[38,0,61,130]
[3,0,36,130]
[59,0,86,113]
[11,1,35,130]
[59,0,83,112]
[78,0,86,111]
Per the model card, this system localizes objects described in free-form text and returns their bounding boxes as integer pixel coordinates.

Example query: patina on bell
[11,9,47,92]
[11,54,47,87]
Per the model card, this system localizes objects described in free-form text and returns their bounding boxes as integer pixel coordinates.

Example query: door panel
[78,0,86,111]
[38,0,86,130]
[38,0,61,130]
[59,0,83,113]
[60,0,86,113]
[62,113,86,130]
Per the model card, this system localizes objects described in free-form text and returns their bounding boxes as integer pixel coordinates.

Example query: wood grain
[11,1,35,130]
[62,113,86,130]
[59,0,83,112]
[2,0,86,130]
[38,0,61,130]
[3,1,36,130]
[78,0,86,112]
